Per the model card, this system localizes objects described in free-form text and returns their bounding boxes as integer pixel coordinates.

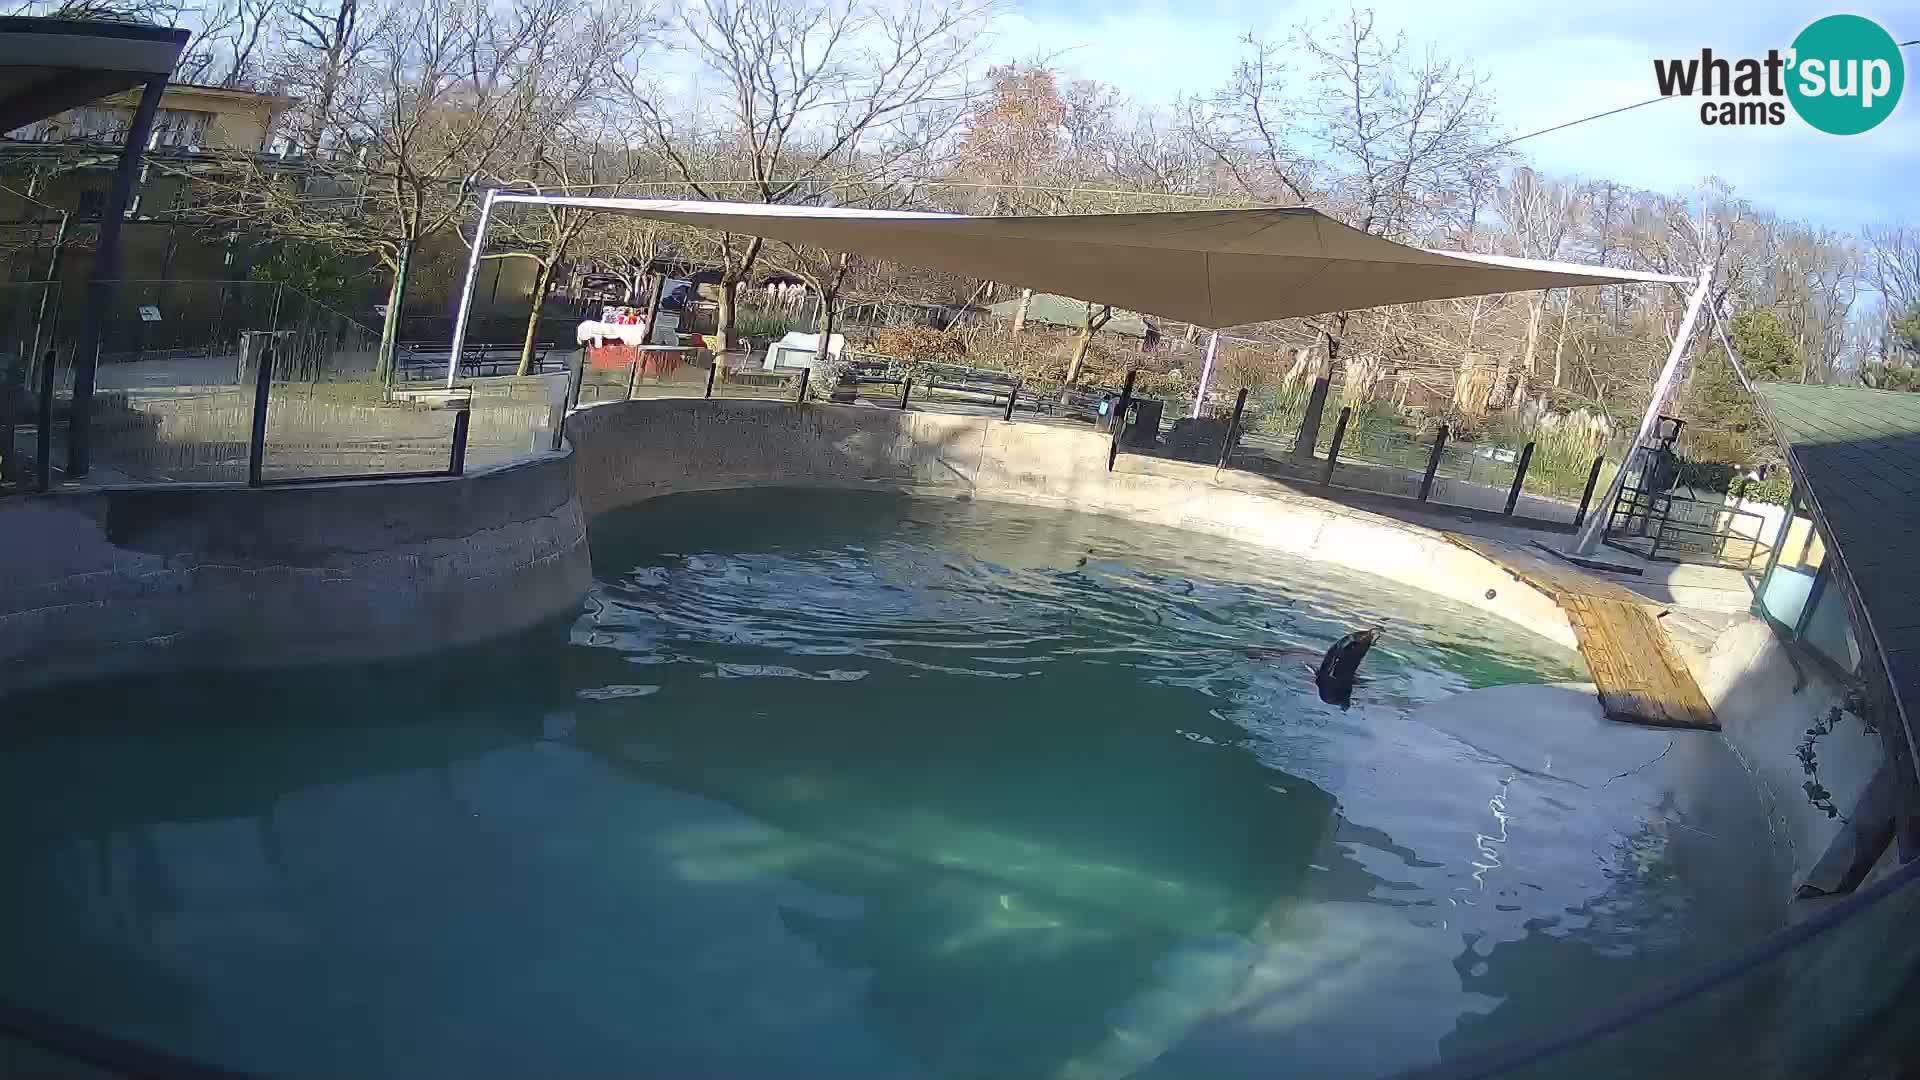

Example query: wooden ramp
[1444,535,1720,731]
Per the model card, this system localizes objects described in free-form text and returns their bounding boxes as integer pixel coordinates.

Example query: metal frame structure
[443,190,1692,393]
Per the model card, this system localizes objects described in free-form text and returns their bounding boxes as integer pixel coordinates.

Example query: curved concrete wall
[0,452,590,696]
[566,398,1577,650]
[3,394,1884,905]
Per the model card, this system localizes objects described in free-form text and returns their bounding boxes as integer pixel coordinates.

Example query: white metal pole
[444,188,498,389]
[1570,264,1714,555]
[1192,330,1219,419]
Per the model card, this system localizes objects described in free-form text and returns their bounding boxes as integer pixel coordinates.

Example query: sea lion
[1242,627,1380,708]
[1313,628,1378,708]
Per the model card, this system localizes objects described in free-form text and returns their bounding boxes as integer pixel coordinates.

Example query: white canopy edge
[478,193,1691,330]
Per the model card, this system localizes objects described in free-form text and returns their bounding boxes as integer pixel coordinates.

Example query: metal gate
[1604,468,1771,570]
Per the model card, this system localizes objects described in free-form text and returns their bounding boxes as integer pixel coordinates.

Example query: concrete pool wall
[0,450,590,695]
[0,395,1909,1076]
[0,397,1884,895]
[568,398,1892,902]
[565,398,1579,651]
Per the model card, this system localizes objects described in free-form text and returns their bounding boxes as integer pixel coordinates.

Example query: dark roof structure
[0,17,188,134]
[1756,382,1920,765]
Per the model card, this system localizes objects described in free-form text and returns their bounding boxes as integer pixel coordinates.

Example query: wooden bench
[395,343,561,381]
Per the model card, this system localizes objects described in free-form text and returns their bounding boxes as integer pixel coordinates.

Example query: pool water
[0,489,1777,1078]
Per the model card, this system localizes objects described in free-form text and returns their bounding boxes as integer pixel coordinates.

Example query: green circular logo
[1787,14,1904,135]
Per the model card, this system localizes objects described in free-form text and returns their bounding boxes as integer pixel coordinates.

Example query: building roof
[93,83,298,115]
[0,17,188,134]
[471,195,1690,330]
[986,293,1153,338]
[1756,382,1920,767]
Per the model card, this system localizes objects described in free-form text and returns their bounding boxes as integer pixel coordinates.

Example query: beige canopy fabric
[493,195,1688,329]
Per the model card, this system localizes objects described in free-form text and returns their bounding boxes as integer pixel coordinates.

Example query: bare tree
[476,6,663,373]
[626,0,990,352]
[175,0,281,88]
[1064,301,1112,391]
[1286,6,1507,454]
[1866,224,1920,362]
[194,0,589,381]
[1185,32,1314,205]
[281,0,375,159]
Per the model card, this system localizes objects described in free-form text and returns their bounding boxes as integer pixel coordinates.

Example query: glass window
[1759,506,1824,629]
[1755,494,1859,675]
[151,109,215,149]
[1802,571,1862,674]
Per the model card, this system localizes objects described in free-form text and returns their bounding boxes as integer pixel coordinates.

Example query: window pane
[1760,563,1817,628]
[1803,577,1861,674]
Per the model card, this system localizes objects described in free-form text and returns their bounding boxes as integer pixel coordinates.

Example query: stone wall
[0,451,590,696]
[565,398,1577,649]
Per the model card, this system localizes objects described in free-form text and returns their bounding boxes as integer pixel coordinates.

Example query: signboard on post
[138,305,161,322]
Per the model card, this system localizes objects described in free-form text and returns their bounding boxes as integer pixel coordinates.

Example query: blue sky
[990,0,1919,229]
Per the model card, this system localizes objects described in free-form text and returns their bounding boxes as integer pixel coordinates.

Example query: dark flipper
[1315,628,1380,708]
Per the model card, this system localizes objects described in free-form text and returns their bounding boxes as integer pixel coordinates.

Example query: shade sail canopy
[494,195,1689,329]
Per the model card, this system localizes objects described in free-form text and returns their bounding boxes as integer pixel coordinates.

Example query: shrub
[734,305,804,342]
[1674,457,1793,506]
[867,325,967,363]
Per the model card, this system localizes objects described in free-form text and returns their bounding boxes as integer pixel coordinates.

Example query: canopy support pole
[1570,264,1714,555]
[445,187,498,389]
[68,75,166,478]
[1192,330,1219,419]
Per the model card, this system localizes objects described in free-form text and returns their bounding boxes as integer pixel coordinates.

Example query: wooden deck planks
[1444,534,1721,731]
[1561,594,1719,730]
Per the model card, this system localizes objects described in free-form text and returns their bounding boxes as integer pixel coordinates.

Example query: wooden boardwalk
[1445,535,1720,731]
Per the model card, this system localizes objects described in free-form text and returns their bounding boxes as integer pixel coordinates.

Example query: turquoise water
[0,490,1776,1078]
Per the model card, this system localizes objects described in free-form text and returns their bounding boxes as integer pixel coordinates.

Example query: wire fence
[0,322,1747,567]
[1,280,522,490]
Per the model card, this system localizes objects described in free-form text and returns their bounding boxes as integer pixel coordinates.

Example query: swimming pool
[0,489,1780,1078]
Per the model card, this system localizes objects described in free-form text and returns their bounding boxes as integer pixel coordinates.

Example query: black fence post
[898,376,912,410]
[34,349,52,492]
[1418,424,1448,503]
[448,407,470,476]
[625,358,640,401]
[565,348,586,413]
[0,356,19,486]
[1504,441,1536,516]
[246,342,274,487]
[703,359,718,399]
[1114,367,1138,425]
[794,366,810,403]
[1217,387,1249,470]
[1574,455,1605,527]
[1322,406,1352,485]
[1108,368,1139,472]
[1003,379,1021,422]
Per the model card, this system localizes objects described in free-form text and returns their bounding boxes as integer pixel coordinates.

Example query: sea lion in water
[1243,628,1380,708]
[1313,628,1378,707]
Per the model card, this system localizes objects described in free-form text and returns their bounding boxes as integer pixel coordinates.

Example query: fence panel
[85,282,261,484]
[463,374,567,468]
[260,286,456,482]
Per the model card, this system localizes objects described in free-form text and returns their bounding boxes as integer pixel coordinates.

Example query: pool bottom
[0,489,1778,1079]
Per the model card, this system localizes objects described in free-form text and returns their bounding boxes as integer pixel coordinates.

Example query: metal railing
[1192,391,1613,530]
[1603,481,1773,570]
